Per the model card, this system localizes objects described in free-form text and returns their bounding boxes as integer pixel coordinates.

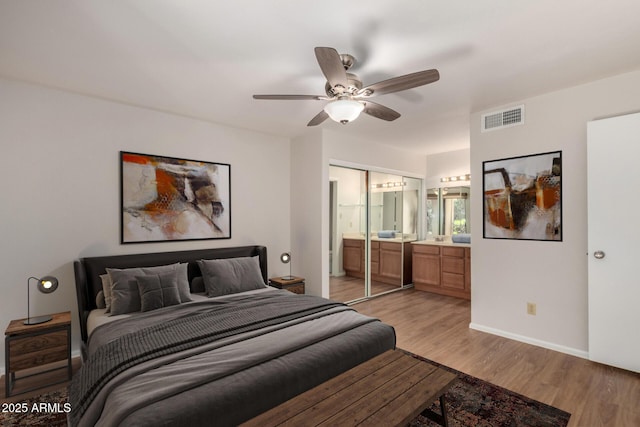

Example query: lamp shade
[324,99,364,124]
[25,276,59,325]
[280,252,294,280]
[38,276,58,293]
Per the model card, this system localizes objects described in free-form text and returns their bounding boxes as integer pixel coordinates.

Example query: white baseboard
[469,322,589,360]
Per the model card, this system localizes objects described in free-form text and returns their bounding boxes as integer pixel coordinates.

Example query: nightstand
[4,311,72,397]
[269,276,305,294]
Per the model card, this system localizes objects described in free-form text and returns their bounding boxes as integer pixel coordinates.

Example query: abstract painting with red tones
[120,151,231,243]
[483,151,561,241]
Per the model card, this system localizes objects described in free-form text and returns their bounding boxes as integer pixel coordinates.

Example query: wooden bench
[242,349,457,427]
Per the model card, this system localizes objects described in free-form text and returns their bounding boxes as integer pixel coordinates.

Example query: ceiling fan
[253,47,440,126]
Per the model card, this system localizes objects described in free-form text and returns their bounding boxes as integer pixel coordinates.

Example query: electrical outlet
[527,302,537,316]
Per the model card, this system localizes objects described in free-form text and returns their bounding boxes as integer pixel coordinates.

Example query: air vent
[481,105,525,132]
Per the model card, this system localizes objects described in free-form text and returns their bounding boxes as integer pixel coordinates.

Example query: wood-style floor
[330,274,400,302]
[2,289,638,427]
[352,288,640,427]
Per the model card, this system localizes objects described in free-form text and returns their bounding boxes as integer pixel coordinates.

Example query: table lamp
[280,252,294,280]
[25,276,59,325]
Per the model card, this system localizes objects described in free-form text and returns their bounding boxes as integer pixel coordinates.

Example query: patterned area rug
[0,389,68,427]
[405,350,571,427]
[1,353,570,427]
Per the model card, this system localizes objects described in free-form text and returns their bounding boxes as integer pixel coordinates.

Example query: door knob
[593,250,605,259]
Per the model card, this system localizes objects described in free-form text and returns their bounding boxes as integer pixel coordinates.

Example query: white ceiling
[2,1,640,155]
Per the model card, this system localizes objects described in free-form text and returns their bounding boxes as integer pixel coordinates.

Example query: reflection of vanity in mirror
[330,166,422,303]
[371,189,419,236]
[342,179,419,289]
[414,185,472,299]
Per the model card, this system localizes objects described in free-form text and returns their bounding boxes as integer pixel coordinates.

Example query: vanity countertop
[412,240,471,248]
[342,233,417,243]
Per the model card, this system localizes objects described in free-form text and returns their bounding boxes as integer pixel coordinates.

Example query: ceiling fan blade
[253,94,327,100]
[363,101,401,121]
[314,47,348,88]
[307,110,329,126]
[357,69,439,97]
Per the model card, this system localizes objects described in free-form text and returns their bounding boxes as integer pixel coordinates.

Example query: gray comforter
[70,289,395,427]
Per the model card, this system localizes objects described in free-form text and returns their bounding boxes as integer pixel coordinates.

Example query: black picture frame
[483,151,562,241]
[120,151,231,243]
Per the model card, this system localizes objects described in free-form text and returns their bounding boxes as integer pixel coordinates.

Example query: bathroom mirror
[426,186,470,236]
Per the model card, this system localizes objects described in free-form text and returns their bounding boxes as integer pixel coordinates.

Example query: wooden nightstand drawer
[5,311,72,397]
[10,344,69,371]
[9,329,68,356]
[284,283,305,294]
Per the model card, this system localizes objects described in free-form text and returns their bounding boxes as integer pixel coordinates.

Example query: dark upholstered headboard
[73,245,267,344]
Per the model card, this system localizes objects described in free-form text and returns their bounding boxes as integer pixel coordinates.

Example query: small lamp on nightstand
[25,276,59,325]
[280,252,294,280]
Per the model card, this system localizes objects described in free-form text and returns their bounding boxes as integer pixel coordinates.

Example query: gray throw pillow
[96,290,106,309]
[175,263,192,303]
[107,263,189,315]
[197,256,266,297]
[108,268,144,315]
[100,274,112,312]
[136,271,181,312]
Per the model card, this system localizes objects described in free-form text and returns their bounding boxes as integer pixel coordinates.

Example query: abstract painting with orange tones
[120,151,230,243]
[483,151,561,241]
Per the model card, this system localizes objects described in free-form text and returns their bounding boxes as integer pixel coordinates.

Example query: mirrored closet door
[330,166,421,303]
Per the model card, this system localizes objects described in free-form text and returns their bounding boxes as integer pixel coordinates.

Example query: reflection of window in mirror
[426,188,440,237]
[443,187,470,235]
[427,186,470,236]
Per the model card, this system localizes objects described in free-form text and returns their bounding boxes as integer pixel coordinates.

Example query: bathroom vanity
[411,241,470,300]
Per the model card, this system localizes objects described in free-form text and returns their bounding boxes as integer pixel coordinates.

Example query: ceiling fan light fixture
[324,99,364,124]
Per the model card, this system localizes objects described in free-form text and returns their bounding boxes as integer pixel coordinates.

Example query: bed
[71,245,396,427]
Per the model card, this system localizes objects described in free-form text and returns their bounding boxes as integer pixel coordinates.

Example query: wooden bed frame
[73,245,267,346]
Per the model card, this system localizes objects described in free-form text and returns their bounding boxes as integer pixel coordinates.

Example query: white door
[587,112,640,373]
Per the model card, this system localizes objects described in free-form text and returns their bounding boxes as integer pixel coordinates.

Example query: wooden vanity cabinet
[343,238,412,285]
[441,246,465,291]
[343,239,364,278]
[378,241,412,285]
[412,244,470,300]
[370,241,380,276]
[412,244,440,287]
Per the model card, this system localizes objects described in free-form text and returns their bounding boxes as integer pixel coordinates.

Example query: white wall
[425,148,470,189]
[324,130,427,176]
[290,129,324,296]
[470,69,640,357]
[0,78,291,372]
